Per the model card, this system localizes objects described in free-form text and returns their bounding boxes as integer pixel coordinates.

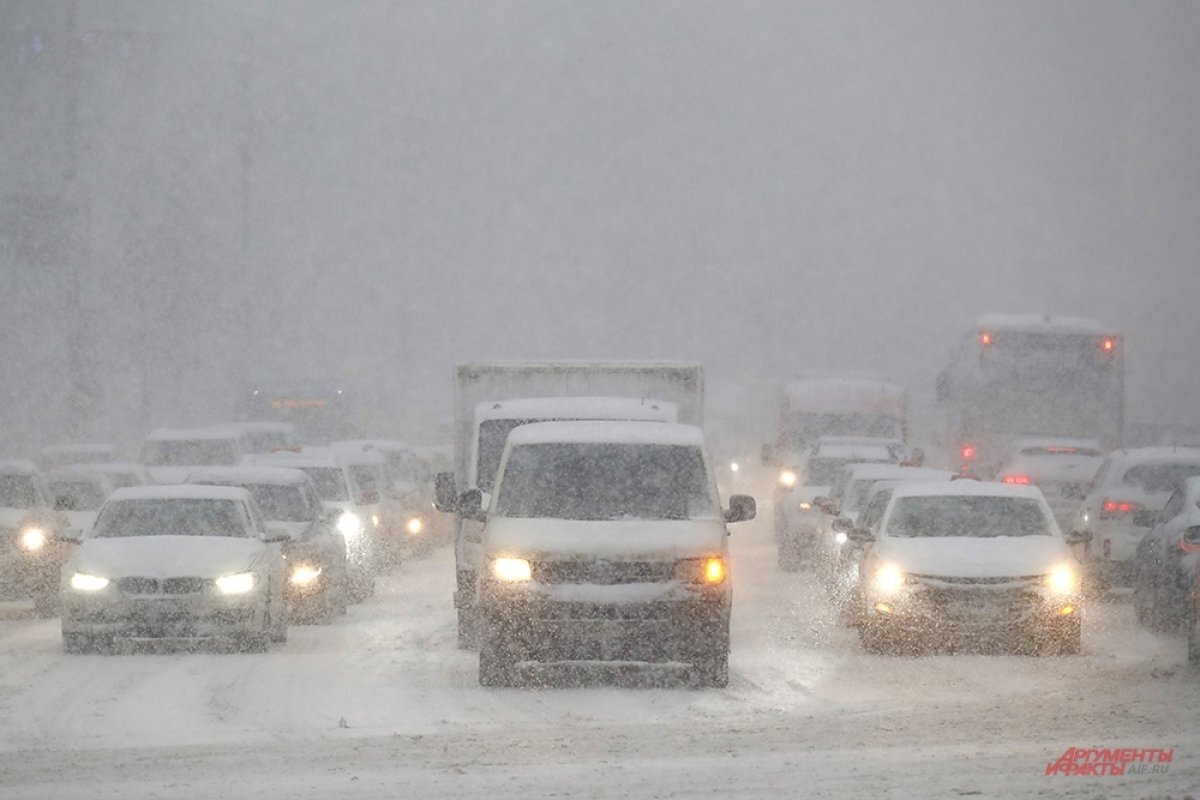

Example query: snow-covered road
[0,509,1196,799]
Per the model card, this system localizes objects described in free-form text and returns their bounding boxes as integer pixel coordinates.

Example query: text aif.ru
[1046,747,1174,777]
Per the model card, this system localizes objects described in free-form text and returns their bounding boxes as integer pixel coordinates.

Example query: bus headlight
[491,557,532,582]
[20,527,47,552]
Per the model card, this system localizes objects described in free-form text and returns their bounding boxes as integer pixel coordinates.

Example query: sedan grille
[162,577,208,595]
[116,577,210,595]
[533,560,676,585]
[117,577,159,595]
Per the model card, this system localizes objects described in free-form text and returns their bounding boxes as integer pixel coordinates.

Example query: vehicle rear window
[91,498,249,538]
[49,481,106,511]
[496,443,715,521]
[239,483,309,523]
[807,457,889,486]
[1120,462,1200,494]
[296,467,350,502]
[886,496,1050,538]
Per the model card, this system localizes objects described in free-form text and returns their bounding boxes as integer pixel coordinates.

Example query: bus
[236,379,356,445]
[935,315,1124,475]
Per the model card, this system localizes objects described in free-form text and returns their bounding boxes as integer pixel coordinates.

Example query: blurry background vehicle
[187,467,349,624]
[70,462,152,490]
[236,379,356,445]
[993,437,1104,529]
[224,421,300,455]
[1131,476,1200,631]
[1069,447,1200,592]
[38,443,119,471]
[935,315,1123,477]
[0,461,73,616]
[140,427,246,484]
[44,467,115,537]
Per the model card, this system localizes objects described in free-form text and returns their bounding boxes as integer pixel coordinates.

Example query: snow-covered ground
[0,497,1197,799]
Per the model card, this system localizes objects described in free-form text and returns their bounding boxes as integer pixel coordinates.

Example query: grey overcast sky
[2,1,1198,448]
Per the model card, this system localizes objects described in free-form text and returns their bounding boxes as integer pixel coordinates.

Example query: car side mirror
[55,527,83,545]
[1065,530,1093,546]
[1132,510,1158,528]
[724,495,756,524]
[263,527,292,544]
[760,444,775,467]
[457,488,485,521]
[847,527,875,544]
[831,517,852,533]
[434,472,457,512]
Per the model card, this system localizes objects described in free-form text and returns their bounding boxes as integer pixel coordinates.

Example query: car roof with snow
[225,421,297,434]
[243,451,343,469]
[336,439,412,453]
[813,443,897,460]
[890,480,1046,501]
[975,314,1107,334]
[1009,437,1103,453]
[506,420,705,447]
[185,466,312,486]
[847,464,954,482]
[44,466,112,484]
[146,426,243,441]
[0,460,40,475]
[71,461,149,475]
[107,484,254,503]
[475,396,679,423]
[40,442,117,456]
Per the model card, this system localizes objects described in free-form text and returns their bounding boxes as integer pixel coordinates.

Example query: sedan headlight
[20,527,47,552]
[779,470,798,488]
[289,564,322,586]
[1045,564,1079,596]
[69,572,109,592]
[215,572,257,595]
[337,512,364,538]
[491,557,532,582]
[405,517,424,536]
[873,565,907,594]
[675,557,728,585]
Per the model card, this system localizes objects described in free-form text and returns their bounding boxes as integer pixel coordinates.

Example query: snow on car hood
[875,535,1072,579]
[484,516,727,560]
[70,535,268,579]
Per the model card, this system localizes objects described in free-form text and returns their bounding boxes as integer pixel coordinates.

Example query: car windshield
[384,450,428,484]
[238,484,309,523]
[886,496,1051,538]
[496,442,715,521]
[806,457,889,486]
[0,474,39,507]
[49,481,106,511]
[348,464,382,496]
[141,439,239,467]
[845,478,878,513]
[91,498,250,538]
[295,467,349,502]
[1121,462,1200,494]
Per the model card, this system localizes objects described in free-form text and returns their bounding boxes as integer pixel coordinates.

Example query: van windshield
[496,443,715,521]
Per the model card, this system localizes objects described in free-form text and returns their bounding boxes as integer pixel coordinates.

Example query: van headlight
[491,557,532,582]
[20,527,47,552]
[69,572,109,592]
[1045,564,1079,596]
[216,572,257,595]
[337,512,364,538]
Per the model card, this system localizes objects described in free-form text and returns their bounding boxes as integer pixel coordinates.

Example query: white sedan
[60,485,288,653]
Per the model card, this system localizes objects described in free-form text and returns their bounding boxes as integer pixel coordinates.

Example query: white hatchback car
[853,481,1083,655]
[60,485,288,653]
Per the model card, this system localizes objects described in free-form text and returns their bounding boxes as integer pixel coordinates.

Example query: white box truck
[435,361,704,647]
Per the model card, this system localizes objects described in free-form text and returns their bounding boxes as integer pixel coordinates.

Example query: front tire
[1043,616,1082,656]
[32,590,59,619]
[457,608,478,650]
[62,632,101,654]
[478,625,519,687]
[692,651,729,688]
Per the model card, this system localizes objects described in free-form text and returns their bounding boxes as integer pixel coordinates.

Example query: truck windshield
[784,413,901,449]
[495,443,715,521]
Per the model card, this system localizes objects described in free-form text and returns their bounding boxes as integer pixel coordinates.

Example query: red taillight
[1101,499,1142,517]
[1101,337,1116,353]
[1002,474,1031,485]
[1179,540,1200,554]
[961,445,976,461]
[980,332,993,346]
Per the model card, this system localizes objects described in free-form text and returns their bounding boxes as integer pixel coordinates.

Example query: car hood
[70,535,268,579]
[875,535,1072,579]
[484,516,727,560]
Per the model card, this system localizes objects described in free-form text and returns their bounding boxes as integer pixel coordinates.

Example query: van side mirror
[1064,530,1093,546]
[434,472,457,512]
[847,527,875,544]
[457,487,485,521]
[724,495,756,523]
